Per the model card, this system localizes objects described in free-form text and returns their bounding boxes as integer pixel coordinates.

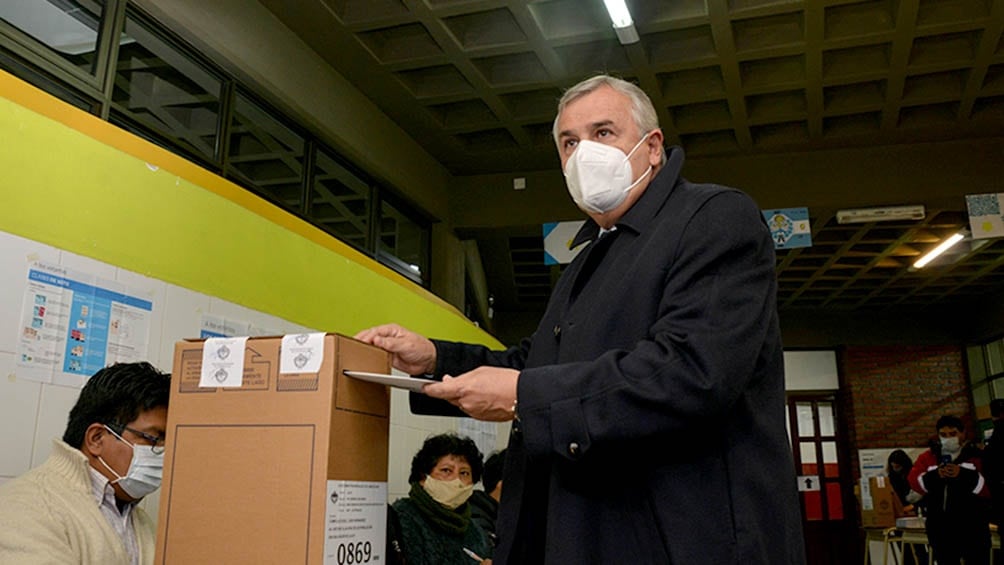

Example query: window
[377,197,430,285]
[0,0,105,79]
[0,1,434,290]
[0,49,96,112]
[226,91,306,213]
[310,148,371,251]
[111,8,223,164]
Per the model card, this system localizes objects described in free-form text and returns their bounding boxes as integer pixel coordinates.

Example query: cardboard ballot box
[155,333,391,565]
[857,475,898,528]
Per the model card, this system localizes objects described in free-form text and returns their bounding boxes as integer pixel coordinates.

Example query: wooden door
[787,395,858,565]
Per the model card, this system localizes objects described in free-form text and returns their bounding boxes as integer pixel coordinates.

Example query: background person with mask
[469,448,506,547]
[908,415,991,565]
[0,362,169,565]
[391,433,492,565]
[355,74,804,564]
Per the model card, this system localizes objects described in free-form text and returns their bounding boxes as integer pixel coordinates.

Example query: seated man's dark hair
[936,415,964,432]
[408,433,483,485]
[62,362,171,448]
[482,449,506,492]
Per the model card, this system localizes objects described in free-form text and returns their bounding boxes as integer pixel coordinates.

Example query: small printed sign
[543,221,588,265]
[324,481,387,565]
[280,332,325,374]
[798,475,820,492]
[763,207,811,249]
[966,192,1004,240]
[199,336,248,388]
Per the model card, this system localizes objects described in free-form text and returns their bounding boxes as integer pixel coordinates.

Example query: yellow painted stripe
[0,68,500,348]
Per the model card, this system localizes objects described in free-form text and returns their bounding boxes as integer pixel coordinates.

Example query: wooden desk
[890,528,930,565]
[864,526,1000,565]
[862,527,896,565]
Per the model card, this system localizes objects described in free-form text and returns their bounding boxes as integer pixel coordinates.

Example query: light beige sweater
[0,439,156,565]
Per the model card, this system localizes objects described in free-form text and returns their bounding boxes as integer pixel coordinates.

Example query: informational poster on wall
[16,261,153,387]
[458,418,500,458]
[200,313,279,338]
[200,314,250,338]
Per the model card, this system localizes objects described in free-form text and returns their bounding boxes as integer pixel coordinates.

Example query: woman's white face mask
[422,475,474,509]
[563,131,654,214]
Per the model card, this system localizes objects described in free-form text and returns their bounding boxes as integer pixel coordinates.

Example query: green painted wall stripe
[0,70,500,348]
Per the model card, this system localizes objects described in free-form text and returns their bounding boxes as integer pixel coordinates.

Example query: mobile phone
[939,454,952,466]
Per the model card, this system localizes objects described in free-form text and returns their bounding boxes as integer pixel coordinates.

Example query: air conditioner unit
[835,205,926,225]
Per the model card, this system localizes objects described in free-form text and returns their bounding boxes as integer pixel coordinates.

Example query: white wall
[0,230,507,518]
[784,350,839,391]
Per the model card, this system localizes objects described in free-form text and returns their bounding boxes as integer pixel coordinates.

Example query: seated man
[0,362,170,564]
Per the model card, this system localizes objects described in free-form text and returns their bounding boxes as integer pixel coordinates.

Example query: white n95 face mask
[940,436,961,456]
[563,132,654,214]
[423,476,474,510]
[98,425,164,499]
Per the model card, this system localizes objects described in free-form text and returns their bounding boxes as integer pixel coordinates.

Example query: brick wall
[842,344,972,479]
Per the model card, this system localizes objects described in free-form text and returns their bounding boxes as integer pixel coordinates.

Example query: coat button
[553,324,561,337]
[568,442,580,456]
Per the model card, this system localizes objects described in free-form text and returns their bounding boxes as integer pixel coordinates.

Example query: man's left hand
[938,463,961,479]
[423,367,519,422]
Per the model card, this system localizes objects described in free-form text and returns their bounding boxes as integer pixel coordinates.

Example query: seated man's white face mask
[563,131,654,214]
[98,425,164,499]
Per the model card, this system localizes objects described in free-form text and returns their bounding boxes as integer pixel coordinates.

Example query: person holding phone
[908,415,991,565]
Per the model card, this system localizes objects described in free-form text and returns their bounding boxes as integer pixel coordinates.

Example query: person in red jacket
[908,415,991,565]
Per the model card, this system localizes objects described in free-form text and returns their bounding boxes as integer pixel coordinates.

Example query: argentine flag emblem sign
[763,207,811,249]
[543,221,587,265]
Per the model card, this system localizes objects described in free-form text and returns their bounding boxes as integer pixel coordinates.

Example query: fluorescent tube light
[836,205,925,224]
[603,0,633,27]
[603,0,640,44]
[913,232,965,269]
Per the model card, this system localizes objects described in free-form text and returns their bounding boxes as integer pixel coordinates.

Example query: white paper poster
[458,418,499,459]
[280,332,325,374]
[17,261,153,387]
[324,481,387,565]
[199,336,248,388]
[200,314,250,338]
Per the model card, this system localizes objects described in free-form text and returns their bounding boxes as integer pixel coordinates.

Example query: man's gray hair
[551,75,661,146]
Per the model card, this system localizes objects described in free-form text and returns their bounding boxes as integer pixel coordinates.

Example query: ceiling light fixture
[836,205,926,224]
[603,0,640,44]
[913,232,965,269]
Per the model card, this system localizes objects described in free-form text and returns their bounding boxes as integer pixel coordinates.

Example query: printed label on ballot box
[325,480,387,564]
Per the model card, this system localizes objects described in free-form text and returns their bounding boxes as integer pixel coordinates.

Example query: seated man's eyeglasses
[110,423,166,455]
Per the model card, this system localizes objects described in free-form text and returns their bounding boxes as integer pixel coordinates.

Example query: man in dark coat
[356,74,805,564]
[908,415,991,565]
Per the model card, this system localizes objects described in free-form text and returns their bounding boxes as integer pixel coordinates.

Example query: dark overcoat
[414,147,806,564]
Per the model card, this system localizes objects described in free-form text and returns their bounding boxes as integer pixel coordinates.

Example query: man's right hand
[354,324,437,375]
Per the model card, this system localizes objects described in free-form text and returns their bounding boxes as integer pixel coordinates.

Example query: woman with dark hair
[887,449,921,507]
[889,449,928,565]
[391,433,492,565]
